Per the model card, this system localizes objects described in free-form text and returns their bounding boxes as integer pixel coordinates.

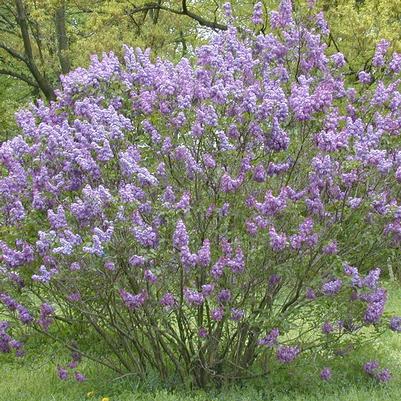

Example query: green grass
[1,283,401,401]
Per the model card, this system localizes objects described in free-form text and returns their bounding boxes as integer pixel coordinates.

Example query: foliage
[320,0,401,72]
[0,0,401,388]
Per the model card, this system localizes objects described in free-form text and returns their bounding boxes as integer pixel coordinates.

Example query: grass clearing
[1,282,401,401]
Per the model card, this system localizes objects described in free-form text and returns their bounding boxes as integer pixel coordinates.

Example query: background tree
[2,0,401,140]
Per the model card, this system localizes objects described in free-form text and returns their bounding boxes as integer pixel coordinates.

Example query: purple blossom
[198,327,208,338]
[70,262,81,271]
[358,71,371,84]
[57,366,68,380]
[173,219,189,250]
[197,240,211,267]
[184,288,204,306]
[129,255,146,267]
[230,308,245,321]
[376,368,392,383]
[276,345,300,363]
[364,298,386,324]
[259,328,280,347]
[220,173,243,193]
[227,247,245,273]
[269,274,281,288]
[390,317,401,332]
[252,2,263,25]
[322,279,342,296]
[144,269,157,284]
[363,360,379,375]
[362,268,381,289]
[217,289,231,304]
[253,164,266,182]
[104,261,115,271]
[320,367,332,381]
[160,293,176,309]
[67,293,81,302]
[74,372,86,382]
[322,321,334,334]
[269,226,288,251]
[119,289,147,309]
[306,288,316,300]
[372,39,390,67]
[201,284,214,297]
[323,241,338,255]
[211,307,224,321]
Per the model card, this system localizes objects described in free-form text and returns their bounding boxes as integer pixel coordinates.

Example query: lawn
[1,283,401,401]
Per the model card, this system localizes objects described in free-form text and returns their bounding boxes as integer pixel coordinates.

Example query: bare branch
[0,41,27,63]
[126,2,227,31]
[0,67,39,87]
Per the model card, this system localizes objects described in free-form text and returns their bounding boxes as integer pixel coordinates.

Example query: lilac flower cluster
[0,0,400,385]
[363,361,391,383]
[0,321,24,357]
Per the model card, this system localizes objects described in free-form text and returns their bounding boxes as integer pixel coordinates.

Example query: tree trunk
[15,0,56,100]
[55,1,71,75]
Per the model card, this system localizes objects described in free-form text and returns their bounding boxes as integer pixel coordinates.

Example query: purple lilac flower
[269,227,288,251]
[253,164,266,182]
[276,345,300,363]
[17,306,33,325]
[184,288,204,306]
[306,288,316,300]
[198,327,208,338]
[74,372,86,382]
[390,317,401,332]
[269,274,282,288]
[252,2,263,25]
[320,367,332,381]
[358,71,371,84]
[323,241,338,255]
[119,289,147,309]
[197,239,211,267]
[173,219,189,250]
[376,368,391,383]
[175,192,191,212]
[67,292,81,302]
[160,292,176,309]
[363,360,379,375]
[203,154,216,169]
[322,279,342,296]
[227,247,245,273]
[259,328,280,347]
[211,307,224,321]
[364,299,386,324]
[70,262,81,271]
[362,268,381,289]
[68,360,79,369]
[230,308,245,321]
[331,53,346,68]
[372,39,390,67]
[129,255,146,267]
[39,303,54,332]
[217,289,231,304]
[201,284,214,297]
[104,261,115,271]
[57,366,68,380]
[322,321,334,334]
[144,269,157,284]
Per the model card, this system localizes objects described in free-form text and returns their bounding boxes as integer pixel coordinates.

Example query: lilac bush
[0,1,400,387]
